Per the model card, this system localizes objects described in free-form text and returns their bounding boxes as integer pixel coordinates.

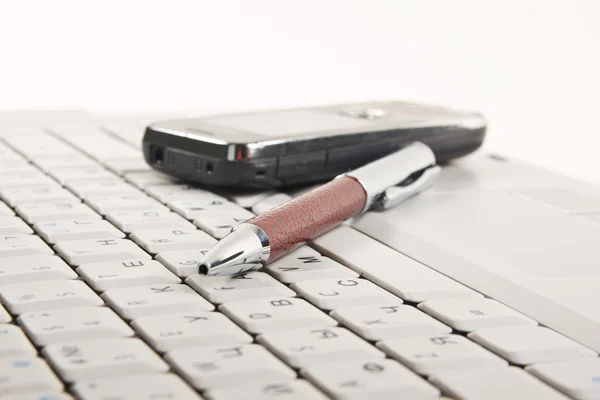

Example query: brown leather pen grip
[250,176,367,262]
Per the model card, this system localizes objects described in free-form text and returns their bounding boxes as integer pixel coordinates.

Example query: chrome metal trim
[199,223,271,276]
[342,142,439,213]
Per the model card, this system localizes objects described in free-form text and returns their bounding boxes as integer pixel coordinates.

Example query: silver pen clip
[343,142,440,213]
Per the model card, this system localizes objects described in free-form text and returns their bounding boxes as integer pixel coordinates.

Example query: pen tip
[199,223,271,276]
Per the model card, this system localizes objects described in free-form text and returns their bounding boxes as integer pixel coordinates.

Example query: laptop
[0,111,598,400]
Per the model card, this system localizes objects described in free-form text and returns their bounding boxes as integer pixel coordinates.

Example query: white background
[1,1,599,184]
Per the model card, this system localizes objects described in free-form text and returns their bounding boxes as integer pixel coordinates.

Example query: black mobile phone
[142,101,486,188]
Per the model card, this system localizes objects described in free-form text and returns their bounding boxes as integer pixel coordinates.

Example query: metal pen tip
[199,223,271,276]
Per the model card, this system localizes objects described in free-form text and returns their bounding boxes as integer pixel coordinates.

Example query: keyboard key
[331,304,450,341]
[0,255,77,286]
[225,190,276,209]
[54,238,150,266]
[48,165,115,184]
[526,358,600,400]
[257,327,385,368]
[220,297,337,334]
[0,170,56,189]
[166,344,296,390]
[1,185,79,207]
[291,278,400,311]
[104,156,154,174]
[251,193,292,214]
[266,254,358,284]
[107,209,194,233]
[169,199,252,221]
[0,158,31,173]
[186,272,295,304]
[146,184,223,204]
[18,307,134,346]
[194,216,248,239]
[43,338,169,382]
[0,142,21,159]
[16,202,101,224]
[99,157,151,174]
[130,227,216,254]
[0,325,37,358]
[418,298,537,332]
[0,216,33,234]
[34,218,125,243]
[124,171,177,188]
[68,135,139,161]
[102,283,214,319]
[0,357,63,396]
[0,305,11,322]
[8,136,76,158]
[313,226,483,302]
[0,280,103,314]
[77,259,180,291]
[11,392,73,400]
[85,193,167,215]
[72,373,202,400]
[156,249,211,278]
[0,234,53,258]
[378,334,507,376]
[33,153,97,169]
[303,359,440,400]
[0,201,14,215]
[469,326,597,365]
[65,179,139,198]
[282,246,321,258]
[132,311,252,352]
[207,380,328,400]
[431,366,570,400]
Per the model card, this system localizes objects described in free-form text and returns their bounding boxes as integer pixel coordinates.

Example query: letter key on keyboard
[377,334,507,375]
[291,278,401,310]
[72,374,202,400]
[54,238,151,266]
[0,325,37,358]
[0,357,64,396]
[257,327,385,368]
[0,279,103,314]
[34,219,125,243]
[266,254,359,284]
[303,359,441,399]
[77,259,180,291]
[330,304,451,341]
[220,297,338,334]
[0,255,77,286]
[0,234,54,258]
[42,338,169,382]
[156,249,211,278]
[18,307,134,346]
[418,298,537,332]
[130,227,216,254]
[166,344,296,390]
[102,283,214,319]
[207,380,329,400]
[132,311,252,352]
[186,272,295,304]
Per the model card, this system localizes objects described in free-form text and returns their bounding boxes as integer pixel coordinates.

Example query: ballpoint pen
[199,142,441,276]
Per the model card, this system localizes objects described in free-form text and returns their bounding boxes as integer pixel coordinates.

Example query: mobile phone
[142,101,486,188]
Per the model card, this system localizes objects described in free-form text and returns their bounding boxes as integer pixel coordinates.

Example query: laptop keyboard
[0,121,598,400]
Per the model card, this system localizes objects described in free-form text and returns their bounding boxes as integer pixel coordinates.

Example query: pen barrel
[250,176,367,262]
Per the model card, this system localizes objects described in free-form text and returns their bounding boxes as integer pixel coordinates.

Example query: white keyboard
[0,118,598,400]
